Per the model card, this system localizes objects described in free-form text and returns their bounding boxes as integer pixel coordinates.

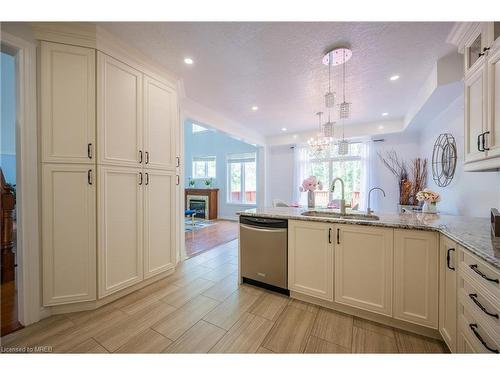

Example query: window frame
[226,153,257,205]
[192,156,216,179]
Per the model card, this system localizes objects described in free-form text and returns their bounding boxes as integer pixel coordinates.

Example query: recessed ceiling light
[381,112,389,116]
[389,75,400,81]
[281,127,287,132]
[378,125,385,130]
[251,106,259,111]
[184,57,194,65]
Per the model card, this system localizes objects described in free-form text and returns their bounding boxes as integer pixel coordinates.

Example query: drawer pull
[446,248,455,270]
[469,324,499,353]
[470,264,499,284]
[469,294,499,319]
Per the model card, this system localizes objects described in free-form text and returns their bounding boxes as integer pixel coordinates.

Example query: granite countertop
[237,207,500,269]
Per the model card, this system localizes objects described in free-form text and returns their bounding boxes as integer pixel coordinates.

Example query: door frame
[1,31,41,326]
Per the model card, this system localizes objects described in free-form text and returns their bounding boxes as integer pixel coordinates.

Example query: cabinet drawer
[459,249,500,301]
[458,299,499,353]
[458,272,500,334]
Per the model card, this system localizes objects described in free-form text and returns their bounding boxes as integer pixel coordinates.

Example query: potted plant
[299,176,323,208]
[416,188,440,213]
[188,177,195,188]
[204,178,213,188]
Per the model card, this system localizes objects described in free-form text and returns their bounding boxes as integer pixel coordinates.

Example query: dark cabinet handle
[328,228,332,244]
[470,264,499,284]
[477,133,484,152]
[139,172,143,185]
[176,156,180,167]
[336,228,340,245]
[469,294,499,319]
[145,151,149,164]
[446,248,455,271]
[469,324,499,353]
[176,175,180,185]
[139,150,143,163]
[87,169,92,185]
[482,131,490,151]
[87,143,93,159]
[145,172,149,185]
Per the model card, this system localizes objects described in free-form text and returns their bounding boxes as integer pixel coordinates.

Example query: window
[227,153,257,204]
[192,123,209,133]
[192,156,216,179]
[296,143,367,209]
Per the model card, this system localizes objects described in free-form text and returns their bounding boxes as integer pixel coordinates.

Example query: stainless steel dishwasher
[239,216,288,295]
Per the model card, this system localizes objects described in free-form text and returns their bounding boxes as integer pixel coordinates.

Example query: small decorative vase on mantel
[307,191,315,208]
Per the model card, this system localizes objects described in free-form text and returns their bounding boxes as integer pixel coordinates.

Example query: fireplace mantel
[185,188,219,220]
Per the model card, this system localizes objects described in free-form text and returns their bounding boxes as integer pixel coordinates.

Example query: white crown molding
[446,22,480,54]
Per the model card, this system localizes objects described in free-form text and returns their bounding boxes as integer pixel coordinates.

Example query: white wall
[268,145,295,204]
[418,95,500,217]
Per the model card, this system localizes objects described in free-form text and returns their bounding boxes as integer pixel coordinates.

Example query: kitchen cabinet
[393,230,438,329]
[288,220,334,301]
[42,164,96,305]
[143,169,177,279]
[40,42,95,164]
[98,165,144,298]
[143,75,178,171]
[464,61,487,164]
[453,22,500,170]
[439,235,458,352]
[334,225,393,316]
[97,52,143,167]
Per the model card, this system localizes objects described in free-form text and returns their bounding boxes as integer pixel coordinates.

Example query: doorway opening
[183,120,260,258]
[1,49,23,336]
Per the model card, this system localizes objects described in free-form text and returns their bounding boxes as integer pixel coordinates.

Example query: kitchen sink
[301,210,380,221]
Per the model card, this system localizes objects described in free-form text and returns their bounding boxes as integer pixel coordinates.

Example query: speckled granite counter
[237,207,500,269]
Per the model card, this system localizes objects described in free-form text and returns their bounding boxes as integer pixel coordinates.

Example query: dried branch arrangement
[377,151,428,206]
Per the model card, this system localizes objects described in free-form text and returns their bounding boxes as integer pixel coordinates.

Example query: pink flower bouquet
[299,176,323,193]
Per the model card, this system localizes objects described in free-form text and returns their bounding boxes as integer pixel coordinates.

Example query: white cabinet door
[288,220,334,301]
[439,235,458,352]
[486,44,500,160]
[41,42,95,164]
[42,164,96,305]
[335,225,393,316]
[98,165,143,297]
[143,75,178,171]
[143,169,176,279]
[394,230,439,329]
[464,61,487,164]
[97,52,143,167]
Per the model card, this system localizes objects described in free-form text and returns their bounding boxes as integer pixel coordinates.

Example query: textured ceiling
[99,22,456,136]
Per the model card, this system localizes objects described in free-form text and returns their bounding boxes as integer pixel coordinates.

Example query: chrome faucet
[367,187,386,215]
[330,177,346,215]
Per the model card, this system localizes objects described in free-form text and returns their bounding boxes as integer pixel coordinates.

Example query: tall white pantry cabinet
[40,39,180,307]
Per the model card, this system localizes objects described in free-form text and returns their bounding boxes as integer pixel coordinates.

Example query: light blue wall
[1,52,16,185]
[184,119,258,219]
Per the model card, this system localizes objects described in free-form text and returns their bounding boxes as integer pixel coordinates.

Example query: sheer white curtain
[293,146,310,206]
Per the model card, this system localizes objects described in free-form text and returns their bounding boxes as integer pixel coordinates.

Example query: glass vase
[307,191,315,208]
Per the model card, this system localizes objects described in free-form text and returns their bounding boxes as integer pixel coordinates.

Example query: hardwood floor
[185,219,238,258]
[0,239,447,354]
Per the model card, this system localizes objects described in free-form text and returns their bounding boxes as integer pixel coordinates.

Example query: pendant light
[337,48,351,156]
[323,56,335,139]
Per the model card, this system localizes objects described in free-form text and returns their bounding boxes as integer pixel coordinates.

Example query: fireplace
[185,189,219,220]
[187,196,209,219]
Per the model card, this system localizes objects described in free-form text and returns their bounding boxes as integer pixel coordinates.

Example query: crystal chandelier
[308,112,331,156]
[323,55,336,138]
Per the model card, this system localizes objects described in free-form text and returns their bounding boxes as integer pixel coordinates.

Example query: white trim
[446,22,479,54]
[1,31,41,326]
